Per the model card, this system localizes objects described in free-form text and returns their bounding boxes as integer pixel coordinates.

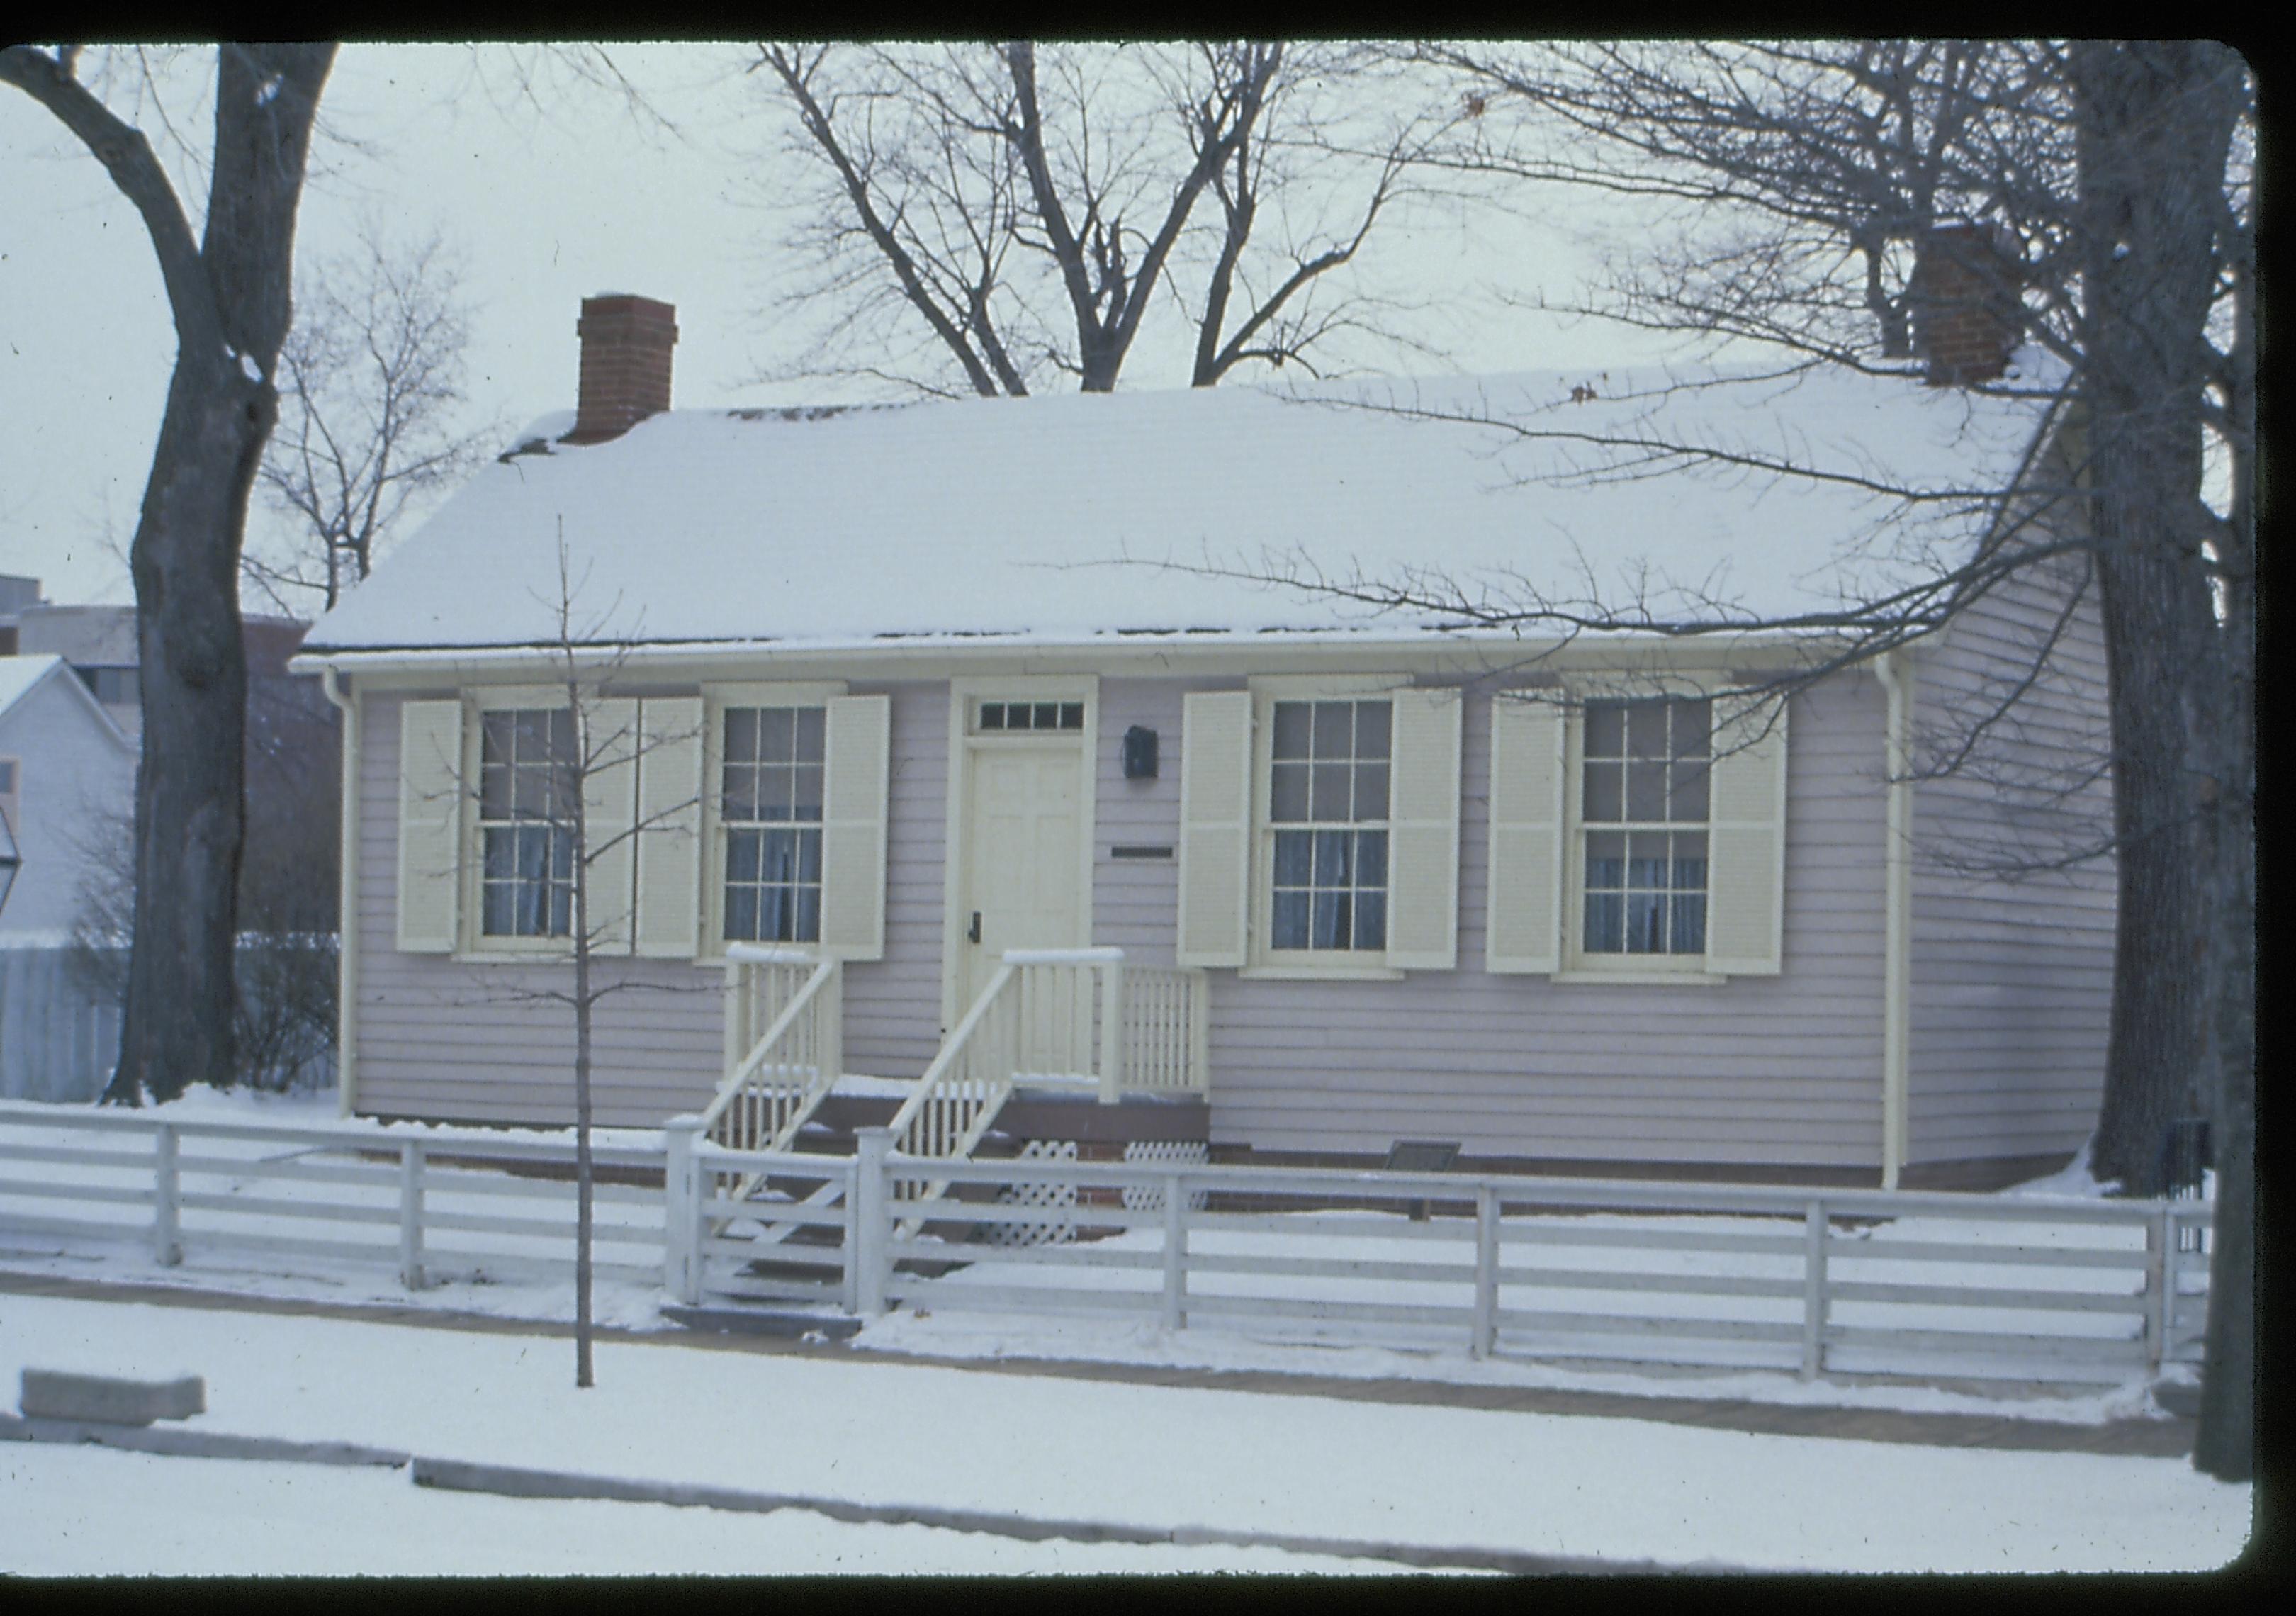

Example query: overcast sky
[1,43,1683,610]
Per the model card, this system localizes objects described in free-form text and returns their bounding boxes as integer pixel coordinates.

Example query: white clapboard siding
[1385,686,1462,970]
[818,694,891,960]
[1176,690,1253,967]
[1704,694,1790,975]
[581,697,641,953]
[1485,692,1566,974]
[395,699,465,953]
[634,696,706,958]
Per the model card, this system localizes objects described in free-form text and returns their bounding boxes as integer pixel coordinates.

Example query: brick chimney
[1908,223,2023,386]
[563,293,677,444]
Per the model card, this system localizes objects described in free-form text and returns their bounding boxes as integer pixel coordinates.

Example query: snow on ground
[0,1291,2249,1575]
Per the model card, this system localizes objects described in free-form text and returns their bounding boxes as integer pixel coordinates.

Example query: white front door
[960,741,1087,1012]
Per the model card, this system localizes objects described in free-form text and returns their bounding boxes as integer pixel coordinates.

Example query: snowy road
[0,1290,2249,1575]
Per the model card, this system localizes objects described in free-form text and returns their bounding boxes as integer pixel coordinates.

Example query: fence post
[2145,1204,2172,1372]
[152,1123,181,1267]
[1800,1199,1828,1380]
[855,1126,893,1315]
[663,1115,704,1306]
[399,1141,427,1291]
[1473,1186,1500,1359]
[1161,1171,1189,1331]
[1098,957,1125,1104]
[841,1155,862,1316]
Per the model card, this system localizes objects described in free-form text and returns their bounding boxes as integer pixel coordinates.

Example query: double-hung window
[1579,697,1710,956]
[719,705,826,944]
[1267,698,1390,952]
[478,708,576,938]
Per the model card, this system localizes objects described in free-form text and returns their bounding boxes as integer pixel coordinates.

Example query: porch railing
[701,944,842,1198]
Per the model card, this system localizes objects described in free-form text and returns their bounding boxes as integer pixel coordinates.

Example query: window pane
[1309,762,1351,821]
[1271,702,1311,761]
[547,710,575,758]
[793,765,824,821]
[722,764,758,821]
[1583,761,1622,822]
[1584,702,1624,759]
[1586,830,1626,890]
[1034,702,1059,731]
[724,709,758,763]
[759,828,800,882]
[1354,830,1388,890]
[1271,890,1311,948]
[483,712,514,768]
[512,758,548,817]
[1626,831,1670,889]
[1352,763,1389,821]
[1270,762,1309,822]
[1670,760,1710,821]
[794,887,823,943]
[1312,701,1352,758]
[1355,701,1390,760]
[480,761,509,819]
[1354,890,1387,951]
[1671,893,1707,953]
[1312,829,1351,887]
[754,764,794,820]
[1674,830,1709,875]
[1312,889,1349,950]
[1672,700,1711,759]
[751,707,792,763]
[550,828,574,881]
[1627,761,1667,821]
[1059,702,1084,730]
[794,707,826,761]
[1273,829,1312,887]
[1626,701,1667,757]
[1625,892,1665,953]
[979,702,1005,730]
[1584,892,1623,953]
[483,829,515,880]
[726,829,760,883]
[550,883,574,938]
[724,885,758,941]
[481,882,514,937]
[797,828,823,883]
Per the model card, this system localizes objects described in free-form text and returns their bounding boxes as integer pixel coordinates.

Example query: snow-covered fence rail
[685,1135,2211,1386]
[0,1101,669,1291]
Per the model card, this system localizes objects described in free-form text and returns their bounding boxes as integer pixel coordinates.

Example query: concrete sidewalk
[0,1266,2193,1459]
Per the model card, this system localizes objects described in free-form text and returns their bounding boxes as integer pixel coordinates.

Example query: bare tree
[246,230,490,615]
[752,41,1462,395]
[4,43,338,1107]
[1305,37,2250,1478]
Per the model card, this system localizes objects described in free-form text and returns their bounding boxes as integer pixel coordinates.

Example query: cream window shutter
[395,699,464,954]
[1177,690,1252,967]
[818,694,891,960]
[1704,695,1790,975]
[1385,686,1463,971]
[634,696,705,958]
[580,698,641,953]
[1485,692,1566,974]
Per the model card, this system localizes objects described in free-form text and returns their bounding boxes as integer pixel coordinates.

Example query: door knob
[968,911,982,944]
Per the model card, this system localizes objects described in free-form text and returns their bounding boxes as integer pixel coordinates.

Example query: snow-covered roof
[0,653,132,744]
[303,360,2064,657]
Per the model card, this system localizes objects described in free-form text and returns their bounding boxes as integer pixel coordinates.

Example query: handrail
[701,952,843,1201]
[704,958,840,1123]
[882,961,1021,1228]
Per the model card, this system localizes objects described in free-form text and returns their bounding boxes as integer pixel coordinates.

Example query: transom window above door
[721,705,826,943]
[975,700,1083,733]
[1268,698,1390,952]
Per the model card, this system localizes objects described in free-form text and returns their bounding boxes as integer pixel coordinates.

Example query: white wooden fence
[670,1127,2214,1386]
[0,1101,668,1291]
[0,1100,2215,1388]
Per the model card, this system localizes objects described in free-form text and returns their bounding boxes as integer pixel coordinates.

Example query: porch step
[660,1303,862,1342]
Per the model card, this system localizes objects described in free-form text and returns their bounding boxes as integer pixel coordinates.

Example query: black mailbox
[1122,724,1159,780]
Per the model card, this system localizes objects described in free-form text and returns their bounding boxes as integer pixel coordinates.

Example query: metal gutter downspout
[320,666,359,1118]
[1872,650,1914,1190]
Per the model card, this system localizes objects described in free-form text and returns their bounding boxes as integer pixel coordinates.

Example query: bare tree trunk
[570,729,596,1390]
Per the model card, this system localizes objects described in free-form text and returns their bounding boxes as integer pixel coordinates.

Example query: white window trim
[1242,673,1408,980]
[940,675,1101,1028]
[1557,675,1727,983]
[695,680,848,966]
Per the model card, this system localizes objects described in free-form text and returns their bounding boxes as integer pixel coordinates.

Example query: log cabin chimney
[564,293,677,443]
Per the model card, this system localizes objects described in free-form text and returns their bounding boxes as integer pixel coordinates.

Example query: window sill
[1239,962,1406,982]
[1550,968,1728,987]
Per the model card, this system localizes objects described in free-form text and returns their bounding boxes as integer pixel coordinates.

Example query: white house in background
[0,654,136,1100]
[295,264,2115,1192]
